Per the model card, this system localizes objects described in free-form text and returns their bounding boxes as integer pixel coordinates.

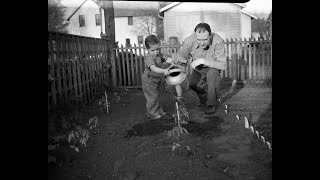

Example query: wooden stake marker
[225,104,228,110]
[236,115,239,120]
[255,131,259,138]
[218,99,221,103]
[105,91,109,114]
[225,110,227,114]
[261,136,265,143]
[266,142,272,150]
[250,126,254,133]
[244,116,249,128]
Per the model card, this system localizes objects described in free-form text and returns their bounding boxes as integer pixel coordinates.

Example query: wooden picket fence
[224,37,272,82]
[48,31,111,112]
[48,33,272,112]
[113,37,272,88]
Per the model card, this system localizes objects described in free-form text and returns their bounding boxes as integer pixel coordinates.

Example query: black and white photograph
[48,0,272,179]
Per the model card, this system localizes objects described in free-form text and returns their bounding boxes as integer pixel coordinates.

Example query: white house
[60,0,105,38]
[113,1,159,47]
[159,2,257,42]
[59,0,160,47]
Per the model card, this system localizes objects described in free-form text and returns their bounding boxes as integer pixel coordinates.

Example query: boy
[142,35,186,120]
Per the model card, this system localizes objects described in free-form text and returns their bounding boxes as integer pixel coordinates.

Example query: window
[79,15,85,27]
[128,16,133,25]
[138,36,143,45]
[126,38,131,47]
[95,14,101,26]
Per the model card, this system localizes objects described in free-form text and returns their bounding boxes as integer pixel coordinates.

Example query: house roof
[159,2,247,14]
[240,9,257,19]
[266,10,272,24]
[113,1,159,17]
[63,0,102,21]
[159,2,255,19]
[66,0,88,21]
[159,2,257,19]
[114,8,156,17]
[158,2,181,14]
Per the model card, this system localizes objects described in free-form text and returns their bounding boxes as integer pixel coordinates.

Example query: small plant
[98,92,111,114]
[68,126,90,152]
[167,100,190,152]
[173,100,189,125]
[171,142,180,151]
[88,116,100,134]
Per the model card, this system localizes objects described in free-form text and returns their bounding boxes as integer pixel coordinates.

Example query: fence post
[244,37,247,80]
[133,44,140,86]
[138,43,143,78]
[238,38,242,81]
[248,37,252,80]
[110,45,117,88]
[253,37,256,81]
[225,39,229,78]
[234,38,239,81]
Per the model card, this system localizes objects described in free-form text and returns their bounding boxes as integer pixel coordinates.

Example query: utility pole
[100,0,116,88]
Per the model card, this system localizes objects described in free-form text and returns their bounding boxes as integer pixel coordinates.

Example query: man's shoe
[205,106,216,114]
[197,103,206,108]
[160,112,167,116]
[148,114,162,120]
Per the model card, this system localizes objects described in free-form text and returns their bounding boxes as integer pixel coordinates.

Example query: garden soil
[48,81,272,180]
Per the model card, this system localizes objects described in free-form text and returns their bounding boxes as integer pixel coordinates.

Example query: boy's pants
[141,70,164,119]
[142,70,189,118]
[189,67,221,106]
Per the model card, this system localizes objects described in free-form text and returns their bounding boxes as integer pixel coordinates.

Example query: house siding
[168,3,239,12]
[113,1,159,50]
[240,13,252,39]
[163,3,243,42]
[115,16,156,51]
[65,0,105,38]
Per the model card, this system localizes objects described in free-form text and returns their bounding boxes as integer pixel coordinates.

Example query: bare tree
[251,12,268,36]
[48,0,69,33]
[130,9,158,36]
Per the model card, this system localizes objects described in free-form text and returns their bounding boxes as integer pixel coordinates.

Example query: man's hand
[190,58,205,69]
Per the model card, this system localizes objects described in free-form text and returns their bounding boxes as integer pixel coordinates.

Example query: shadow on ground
[219,78,245,104]
[254,102,272,143]
[124,115,224,139]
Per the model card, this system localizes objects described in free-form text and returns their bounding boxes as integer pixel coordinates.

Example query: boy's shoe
[205,106,216,114]
[150,114,162,120]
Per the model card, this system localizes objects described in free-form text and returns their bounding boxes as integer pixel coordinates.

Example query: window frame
[79,15,85,27]
[95,14,101,26]
[138,35,144,45]
[128,16,133,25]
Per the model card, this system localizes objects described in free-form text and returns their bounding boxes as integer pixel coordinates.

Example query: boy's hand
[163,68,171,76]
[177,57,187,63]
[166,57,174,64]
